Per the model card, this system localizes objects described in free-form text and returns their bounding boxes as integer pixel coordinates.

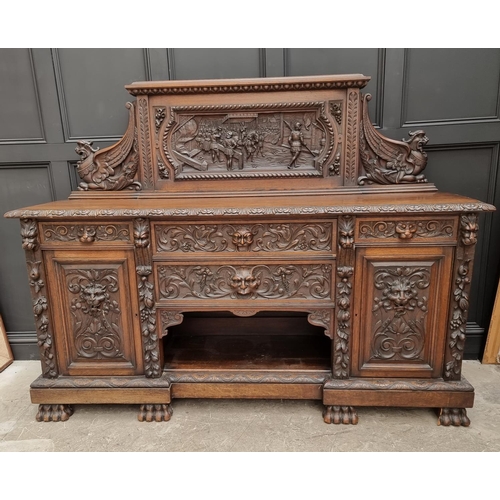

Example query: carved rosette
[66,269,125,360]
[155,223,332,253]
[75,102,141,191]
[445,214,478,381]
[22,220,58,378]
[358,94,429,185]
[335,266,353,378]
[371,267,430,362]
[158,264,331,300]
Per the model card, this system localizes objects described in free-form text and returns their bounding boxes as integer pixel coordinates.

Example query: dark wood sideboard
[5,74,495,426]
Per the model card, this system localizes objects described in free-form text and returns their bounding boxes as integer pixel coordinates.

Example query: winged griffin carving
[75,102,141,191]
[358,94,429,185]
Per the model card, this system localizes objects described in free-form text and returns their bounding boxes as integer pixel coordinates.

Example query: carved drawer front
[44,250,143,376]
[40,222,132,247]
[151,221,335,256]
[355,216,458,245]
[352,246,453,378]
[155,262,333,303]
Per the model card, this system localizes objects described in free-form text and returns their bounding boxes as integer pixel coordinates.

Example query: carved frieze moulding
[371,266,431,362]
[161,102,336,180]
[358,219,455,241]
[66,269,125,360]
[358,94,429,185]
[158,264,332,300]
[75,102,141,191]
[155,222,332,253]
[42,224,131,243]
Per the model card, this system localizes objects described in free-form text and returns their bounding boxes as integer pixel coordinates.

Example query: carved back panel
[70,74,438,197]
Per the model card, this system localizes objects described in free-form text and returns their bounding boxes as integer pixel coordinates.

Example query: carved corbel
[358,94,429,185]
[75,102,141,191]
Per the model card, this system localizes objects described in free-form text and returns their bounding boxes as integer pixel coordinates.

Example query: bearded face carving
[395,222,417,240]
[230,268,260,297]
[80,282,108,316]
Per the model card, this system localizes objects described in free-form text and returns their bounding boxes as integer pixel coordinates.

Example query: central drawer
[151,220,336,256]
[154,261,334,303]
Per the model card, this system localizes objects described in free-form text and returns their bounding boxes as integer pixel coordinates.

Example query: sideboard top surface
[5,191,495,219]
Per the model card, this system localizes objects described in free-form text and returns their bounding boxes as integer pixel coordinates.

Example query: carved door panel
[352,246,454,378]
[44,250,143,376]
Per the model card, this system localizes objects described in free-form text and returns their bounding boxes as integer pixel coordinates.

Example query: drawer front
[40,222,132,247]
[156,262,333,303]
[152,221,335,255]
[355,216,458,245]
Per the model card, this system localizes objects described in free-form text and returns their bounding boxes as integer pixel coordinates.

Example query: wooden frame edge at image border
[483,278,500,364]
[0,314,14,372]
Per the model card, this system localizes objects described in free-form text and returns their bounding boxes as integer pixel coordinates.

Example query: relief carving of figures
[66,269,124,360]
[158,264,331,300]
[371,267,430,361]
[358,94,429,185]
[155,223,332,253]
[163,103,335,179]
[75,102,141,191]
[43,224,130,243]
[358,219,455,240]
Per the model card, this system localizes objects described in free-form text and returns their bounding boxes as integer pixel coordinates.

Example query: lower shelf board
[163,333,332,371]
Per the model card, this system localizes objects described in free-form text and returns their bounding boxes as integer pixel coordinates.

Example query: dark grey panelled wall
[1,48,499,359]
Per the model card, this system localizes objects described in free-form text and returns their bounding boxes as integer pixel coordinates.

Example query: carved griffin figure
[358,94,429,185]
[75,102,141,191]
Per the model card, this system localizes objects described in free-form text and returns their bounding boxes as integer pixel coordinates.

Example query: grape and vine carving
[158,264,331,300]
[66,269,124,360]
[370,267,430,361]
[155,223,332,253]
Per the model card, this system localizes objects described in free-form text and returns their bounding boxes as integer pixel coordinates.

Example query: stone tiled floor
[1,360,499,452]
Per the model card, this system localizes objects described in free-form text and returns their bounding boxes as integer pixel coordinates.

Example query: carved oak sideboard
[5,74,495,426]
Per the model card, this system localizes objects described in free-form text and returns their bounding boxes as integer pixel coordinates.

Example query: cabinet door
[352,246,453,378]
[45,250,143,376]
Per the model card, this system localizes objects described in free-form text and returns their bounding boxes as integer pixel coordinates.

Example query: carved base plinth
[437,408,470,427]
[36,404,74,422]
[138,404,173,422]
[323,405,358,425]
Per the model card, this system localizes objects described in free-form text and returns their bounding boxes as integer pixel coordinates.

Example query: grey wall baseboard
[7,332,40,360]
